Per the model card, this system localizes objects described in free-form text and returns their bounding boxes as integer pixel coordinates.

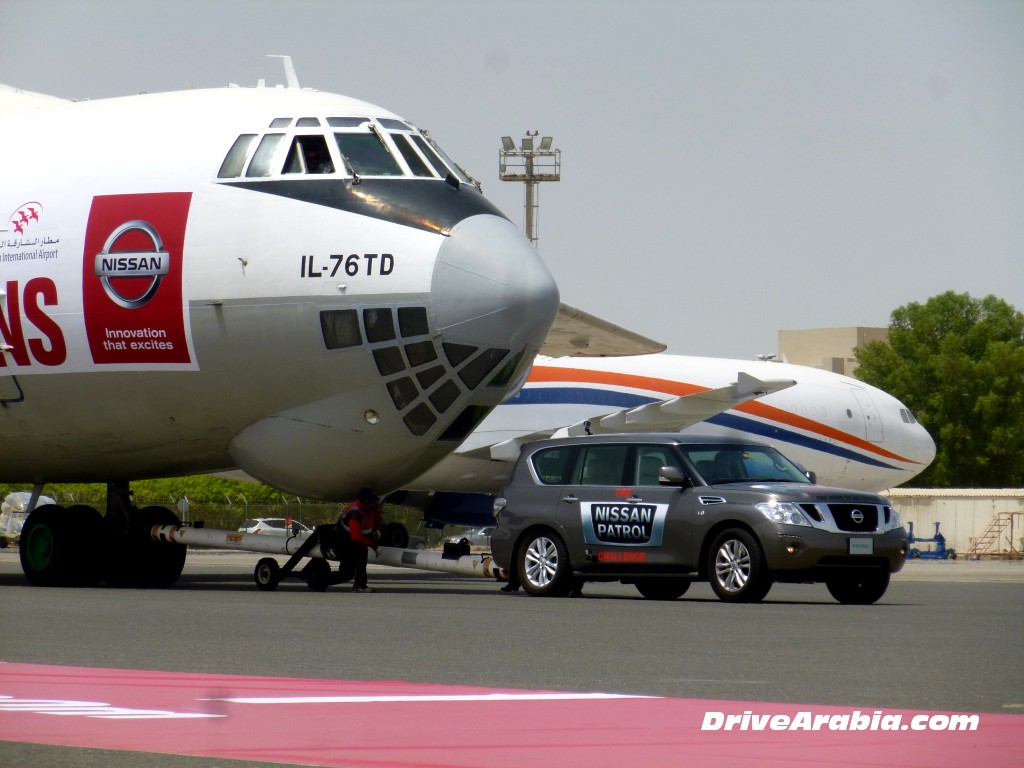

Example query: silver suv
[491,434,907,603]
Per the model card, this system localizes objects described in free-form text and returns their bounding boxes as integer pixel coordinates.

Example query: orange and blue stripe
[511,366,921,470]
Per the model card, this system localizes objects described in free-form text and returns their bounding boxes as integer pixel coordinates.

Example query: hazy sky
[3,0,1021,359]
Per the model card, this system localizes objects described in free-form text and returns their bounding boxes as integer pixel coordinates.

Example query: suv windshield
[682,444,810,485]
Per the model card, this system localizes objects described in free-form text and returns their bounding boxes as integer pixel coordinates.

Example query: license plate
[849,538,873,555]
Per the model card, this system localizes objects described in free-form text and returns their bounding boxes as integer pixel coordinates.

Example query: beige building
[778,327,888,376]
[887,488,1024,558]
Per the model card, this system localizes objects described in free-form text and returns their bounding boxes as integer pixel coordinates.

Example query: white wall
[885,489,1024,557]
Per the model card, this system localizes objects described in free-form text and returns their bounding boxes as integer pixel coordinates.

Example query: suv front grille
[827,504,879,533]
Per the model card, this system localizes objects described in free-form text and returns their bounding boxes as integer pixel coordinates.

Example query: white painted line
[204,692,659,704]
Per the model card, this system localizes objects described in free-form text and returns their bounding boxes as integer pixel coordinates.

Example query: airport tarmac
[1,549,1022,767]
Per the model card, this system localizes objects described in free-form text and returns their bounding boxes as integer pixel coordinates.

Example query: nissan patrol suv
[490,434,908,603]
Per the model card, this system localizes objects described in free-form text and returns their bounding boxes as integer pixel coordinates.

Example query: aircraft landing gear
[104,503,187,588]
[19,503,103,587]
[379,521,409,549]
[18,482,186,588]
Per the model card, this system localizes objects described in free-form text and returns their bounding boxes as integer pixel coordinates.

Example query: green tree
[855,292,1024,487]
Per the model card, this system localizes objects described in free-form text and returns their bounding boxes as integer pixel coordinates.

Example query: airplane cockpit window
[406,135,452,178]
[327,116,370,128]
[327,117,472,182]
[283,135,335,174]
[217,116,475,183]
[218,134,257,178]
[333,131,403,176]
[392,134,434,177]
[246,133,285,177]
[418,133,472,185]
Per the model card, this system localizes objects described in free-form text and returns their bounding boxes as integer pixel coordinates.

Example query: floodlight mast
[499,131,561,246]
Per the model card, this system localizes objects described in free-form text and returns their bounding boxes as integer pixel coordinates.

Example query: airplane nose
[913,421,937,467]
[431,214,559,353]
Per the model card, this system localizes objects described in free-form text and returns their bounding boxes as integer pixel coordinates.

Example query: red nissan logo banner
[82,193,193,365]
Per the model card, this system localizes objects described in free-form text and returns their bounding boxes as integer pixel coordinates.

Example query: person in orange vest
[336,488,382,593]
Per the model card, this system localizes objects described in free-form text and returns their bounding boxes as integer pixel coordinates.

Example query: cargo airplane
[0,65,598,587]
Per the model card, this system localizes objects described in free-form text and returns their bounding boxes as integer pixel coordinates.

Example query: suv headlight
[755,500,811,527]
[881,506,904,532]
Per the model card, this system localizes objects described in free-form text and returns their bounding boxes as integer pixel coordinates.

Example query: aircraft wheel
[254,558,281,591]
[379,522,409,549]
[635,577,691,600]
[64,504,105,587]
[826,572,890,604]
[20,504,71,586]
[303,559,332,591]
[19,504,105,587]
[105,506,186,588]
[708,528,772,603]
[517,529,572,597]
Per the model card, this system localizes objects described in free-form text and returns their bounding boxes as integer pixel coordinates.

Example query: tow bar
[150,524,504,591]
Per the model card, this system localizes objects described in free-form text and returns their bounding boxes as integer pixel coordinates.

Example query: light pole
[499,132,561,247]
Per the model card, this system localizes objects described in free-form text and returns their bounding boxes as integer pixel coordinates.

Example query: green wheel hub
[24,523,55,571]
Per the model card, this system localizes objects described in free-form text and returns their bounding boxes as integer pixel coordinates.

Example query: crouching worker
[335,488,382,593]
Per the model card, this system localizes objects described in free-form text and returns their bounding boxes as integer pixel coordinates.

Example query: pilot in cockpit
[304,146,333,174]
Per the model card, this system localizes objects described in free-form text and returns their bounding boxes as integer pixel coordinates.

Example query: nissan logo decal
[94,220,170,309]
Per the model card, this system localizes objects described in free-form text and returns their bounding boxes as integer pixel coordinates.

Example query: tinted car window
[531,446,576,485]
[683,444,809,484]
[576,444,630,486]
[634,445,680,485]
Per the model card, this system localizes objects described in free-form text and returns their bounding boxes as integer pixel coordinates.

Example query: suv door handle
[560,494,578,504]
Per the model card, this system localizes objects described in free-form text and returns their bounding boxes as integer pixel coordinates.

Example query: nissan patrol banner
[82,193,195,367]
[581,502,668,547]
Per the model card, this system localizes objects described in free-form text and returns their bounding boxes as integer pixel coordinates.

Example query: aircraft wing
[464,372,797,462]
[539,303,666,358]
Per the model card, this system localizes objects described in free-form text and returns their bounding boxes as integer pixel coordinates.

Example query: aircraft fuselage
[0,85,559,499]
[413,354,937,497]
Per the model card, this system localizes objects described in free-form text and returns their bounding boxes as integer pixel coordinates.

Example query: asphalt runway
[1,550,1023,767]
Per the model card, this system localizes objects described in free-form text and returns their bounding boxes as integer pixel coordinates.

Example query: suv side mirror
[658,466,691,487]
[804,470,817,484]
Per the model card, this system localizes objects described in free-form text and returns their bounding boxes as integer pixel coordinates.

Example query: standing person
[336,488,382,593]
